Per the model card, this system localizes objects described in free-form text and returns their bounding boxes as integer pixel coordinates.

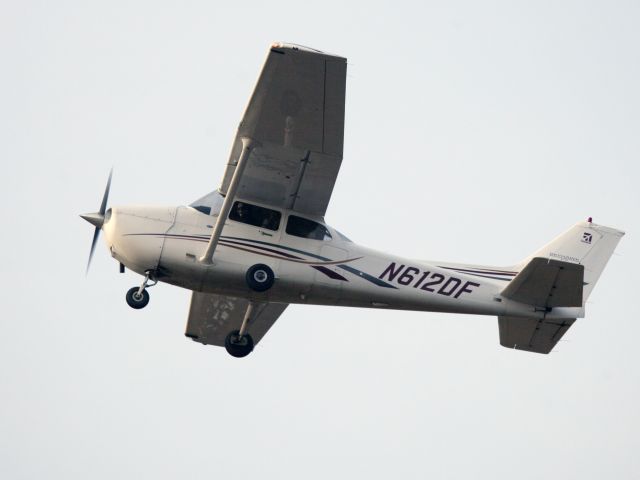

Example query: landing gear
[126,287,149,309]
[224,301,256,357]
[246,264,275,292]
[125,271,157,309]
[224,330,254,357]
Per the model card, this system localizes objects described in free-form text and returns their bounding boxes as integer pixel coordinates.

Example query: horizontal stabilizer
[498,316,576,354]
[501,257,584,308]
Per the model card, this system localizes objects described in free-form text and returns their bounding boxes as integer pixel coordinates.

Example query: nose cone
[80,212,105,229]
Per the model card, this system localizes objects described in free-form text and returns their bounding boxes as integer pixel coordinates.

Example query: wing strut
[199,137,254,264]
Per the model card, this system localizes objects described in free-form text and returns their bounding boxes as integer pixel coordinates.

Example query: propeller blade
[86,226,101,275]
[99,168,113,216]
[84,168,112,275]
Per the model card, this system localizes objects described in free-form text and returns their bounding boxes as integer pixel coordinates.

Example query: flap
[501,257,584,308]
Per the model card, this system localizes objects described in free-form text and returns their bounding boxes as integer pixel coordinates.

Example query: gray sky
[1,1,639,478]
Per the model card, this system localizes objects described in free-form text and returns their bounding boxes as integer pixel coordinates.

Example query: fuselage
[101,201,583,321]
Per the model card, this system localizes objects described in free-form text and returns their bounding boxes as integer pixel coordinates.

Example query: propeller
[80,169,112,274]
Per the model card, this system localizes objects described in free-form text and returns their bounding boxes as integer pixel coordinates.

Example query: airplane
[81,43,625,358]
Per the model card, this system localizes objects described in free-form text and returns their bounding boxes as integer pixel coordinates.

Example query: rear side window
[286,215,332,241]
[228,201,281,231]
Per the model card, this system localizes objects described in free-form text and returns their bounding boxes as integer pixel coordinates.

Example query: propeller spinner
[81,169,112,274]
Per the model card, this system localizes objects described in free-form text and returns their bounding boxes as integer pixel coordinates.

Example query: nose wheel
[126,287,149,309]
[126,271,156,309]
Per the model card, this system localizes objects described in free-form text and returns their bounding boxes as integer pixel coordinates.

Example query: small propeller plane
[81,43,625,358]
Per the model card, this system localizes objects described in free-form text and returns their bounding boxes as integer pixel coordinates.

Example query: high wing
[185,292,287,347]
[220,43,347,217]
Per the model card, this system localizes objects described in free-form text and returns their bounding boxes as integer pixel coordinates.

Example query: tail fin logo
[581,232,593,244]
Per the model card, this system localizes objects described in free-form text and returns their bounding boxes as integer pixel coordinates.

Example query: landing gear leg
[126,271,156,309]
[224,302,255,358]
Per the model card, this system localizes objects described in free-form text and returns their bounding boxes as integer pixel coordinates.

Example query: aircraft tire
[224,330,254,358]
[126,287,150,309]
[246,264,275,292]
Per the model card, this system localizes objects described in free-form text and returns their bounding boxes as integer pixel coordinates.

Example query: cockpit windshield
[190,191,224,215]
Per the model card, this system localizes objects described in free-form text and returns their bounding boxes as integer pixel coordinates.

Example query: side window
[286,215,332,241]
[228,201,281,231]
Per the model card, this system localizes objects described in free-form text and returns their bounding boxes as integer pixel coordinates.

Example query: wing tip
[270,42,346,60]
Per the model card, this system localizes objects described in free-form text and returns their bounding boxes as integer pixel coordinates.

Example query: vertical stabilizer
[520,220,624,304]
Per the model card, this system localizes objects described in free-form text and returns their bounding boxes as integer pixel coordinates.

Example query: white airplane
[81,43,625,358]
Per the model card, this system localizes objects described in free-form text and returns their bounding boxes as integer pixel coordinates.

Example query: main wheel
[224,330,254,358]
[126,287,150,309]
[245,264,275,292]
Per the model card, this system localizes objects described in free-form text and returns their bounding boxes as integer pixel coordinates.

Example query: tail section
[498,219,624,354]
[518,219,625,305]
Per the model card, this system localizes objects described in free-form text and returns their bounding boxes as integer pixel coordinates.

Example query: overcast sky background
[1,1,639,478]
